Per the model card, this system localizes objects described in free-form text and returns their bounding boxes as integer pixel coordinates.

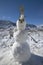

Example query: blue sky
[0,0,43,25]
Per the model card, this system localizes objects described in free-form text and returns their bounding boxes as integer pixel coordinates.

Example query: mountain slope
[0,20,37,30]
[0,20,16,29]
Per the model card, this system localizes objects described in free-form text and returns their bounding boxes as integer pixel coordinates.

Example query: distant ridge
[0,20,16,29]
[0,20,37,29]
[0,20,43,31]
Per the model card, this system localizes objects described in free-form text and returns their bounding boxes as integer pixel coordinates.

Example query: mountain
[0,20,43,31]
[26,24,37,28]
[37,25,43,31]
[0,20,37,29]
[0,20,16,29]
[26,24,37,30]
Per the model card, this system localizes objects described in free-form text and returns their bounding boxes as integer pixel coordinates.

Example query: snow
[0,13,43,65]
[0,28,43,65]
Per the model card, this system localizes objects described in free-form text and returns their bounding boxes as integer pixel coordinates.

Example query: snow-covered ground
[0,29,43,65]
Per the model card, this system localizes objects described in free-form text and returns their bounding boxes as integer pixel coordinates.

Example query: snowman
[12,7,31,64]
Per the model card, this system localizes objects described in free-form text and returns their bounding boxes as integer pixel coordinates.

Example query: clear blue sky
[0,0,43,25]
